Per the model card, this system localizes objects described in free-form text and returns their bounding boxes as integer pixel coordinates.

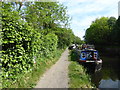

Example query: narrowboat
[78,49,102,64]
[76,44,102,64]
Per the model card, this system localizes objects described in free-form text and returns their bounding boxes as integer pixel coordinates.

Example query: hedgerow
[2,3,58,88]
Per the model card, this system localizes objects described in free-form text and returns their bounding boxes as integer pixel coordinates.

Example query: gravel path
[35,48,70,88]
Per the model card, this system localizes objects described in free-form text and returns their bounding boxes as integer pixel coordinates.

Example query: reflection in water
[90,56,120,88]
[99,79,119,88]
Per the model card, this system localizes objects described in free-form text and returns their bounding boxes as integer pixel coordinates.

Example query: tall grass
[68,51,95,88]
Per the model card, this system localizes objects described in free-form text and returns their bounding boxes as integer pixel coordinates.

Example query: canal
[91,55,120,88]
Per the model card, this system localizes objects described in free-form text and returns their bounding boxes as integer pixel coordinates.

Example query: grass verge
[68,50,95,88]
[6,49,64,88]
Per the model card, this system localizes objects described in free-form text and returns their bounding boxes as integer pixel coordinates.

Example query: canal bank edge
[68,51,95,88]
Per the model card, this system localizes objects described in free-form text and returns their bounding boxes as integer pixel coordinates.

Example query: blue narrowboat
[75,44,102,64]
[78,49,102,64]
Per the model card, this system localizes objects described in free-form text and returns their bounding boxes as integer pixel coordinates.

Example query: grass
[68,50,95,88]
[4,49,64,88]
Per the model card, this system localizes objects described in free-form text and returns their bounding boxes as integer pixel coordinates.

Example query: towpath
[35,48,70,88]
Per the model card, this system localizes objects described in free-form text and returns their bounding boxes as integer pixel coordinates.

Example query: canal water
[90,56,120,89]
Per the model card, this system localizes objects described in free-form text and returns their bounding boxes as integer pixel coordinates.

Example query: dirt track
[35,48,70,88]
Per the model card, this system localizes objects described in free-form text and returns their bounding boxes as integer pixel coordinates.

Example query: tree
[85,17,111,45]
[23,2,72,48]
[24,2,70,31]
[112,16,120,45]
[52,27,74,48]
[108,17,116,29]
[73,36,83,45]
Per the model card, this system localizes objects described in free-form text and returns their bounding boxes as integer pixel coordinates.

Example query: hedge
[2,4,58,87]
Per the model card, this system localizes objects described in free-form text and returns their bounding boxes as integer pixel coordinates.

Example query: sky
[3,0,119,40]
[60,0,120,40]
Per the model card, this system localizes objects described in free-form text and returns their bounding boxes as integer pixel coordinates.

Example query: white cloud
[62,0,119,40]
[71,16,95,28]
[70,16,96,39]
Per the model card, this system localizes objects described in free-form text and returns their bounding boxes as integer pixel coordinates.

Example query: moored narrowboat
[75,44,102,64]
[78,49,102,64]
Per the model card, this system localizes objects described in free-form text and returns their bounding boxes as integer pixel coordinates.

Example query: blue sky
[60,0,119,40]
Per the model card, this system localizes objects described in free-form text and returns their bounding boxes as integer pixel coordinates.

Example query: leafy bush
[2,3,58,87]
[41,33,58,58]
[2,6,38,81]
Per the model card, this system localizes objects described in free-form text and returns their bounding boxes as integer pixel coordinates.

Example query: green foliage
[6,49,63,88]
[52,27,74,49]
[73,36,83,44]
[1,2,67,88]
[23,2,74,49]
[2,3,40,85]
[2,2,58,88]
[68,51,95,88]
[24,2,70,30]
[108,17,116,29]
[41,33,58,58]
[1,2,80,88]
[85,16,120,46]
[85,17,117,45]
[112,16,120,44]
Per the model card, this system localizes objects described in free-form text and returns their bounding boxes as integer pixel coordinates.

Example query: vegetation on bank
[68,51,95,88]
[85,16,120,46]
[84,16,120,56]
[1,2,83,88]
[3,49,63,88]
